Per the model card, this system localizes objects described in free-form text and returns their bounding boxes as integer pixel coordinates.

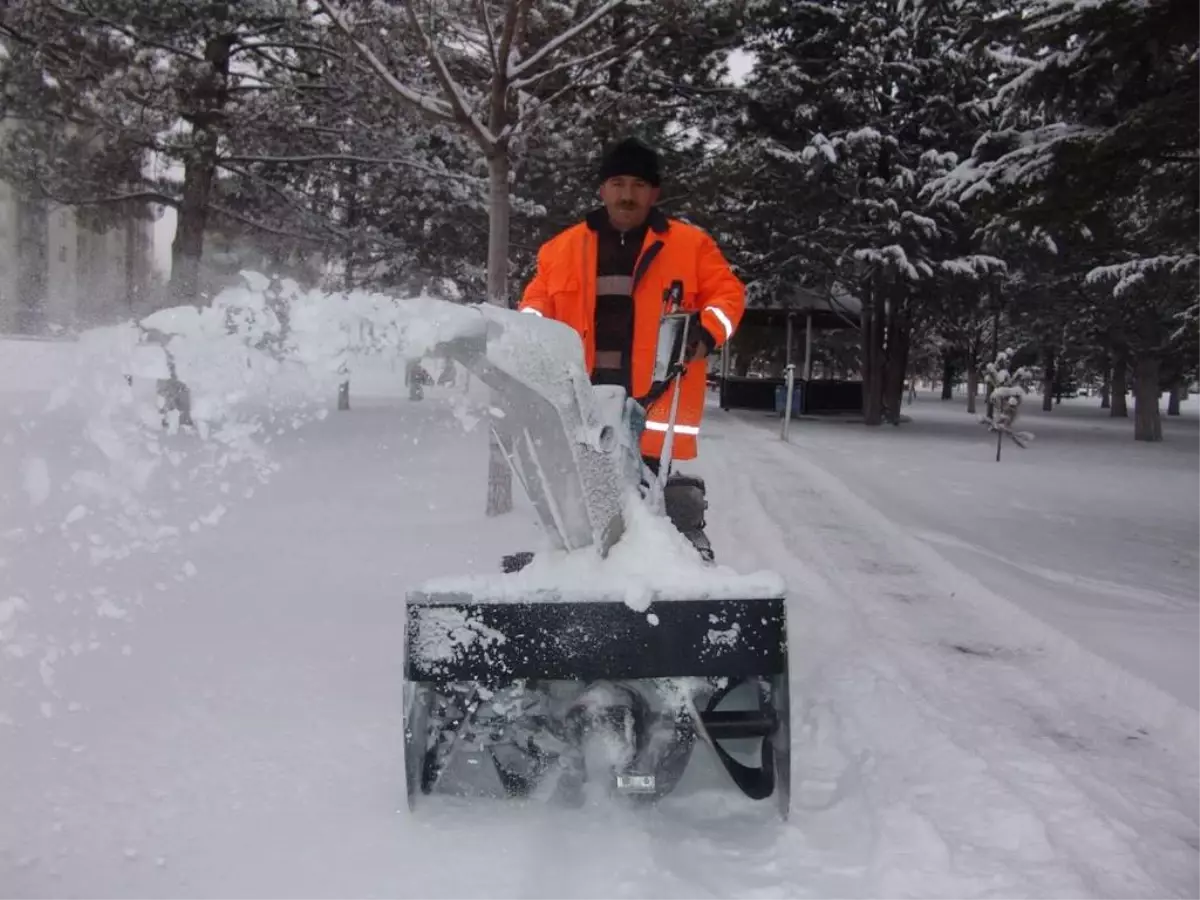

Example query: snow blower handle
[638,281,694,409]
[644,280,693,514]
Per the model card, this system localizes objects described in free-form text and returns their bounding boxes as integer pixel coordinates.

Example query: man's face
[599,175,660,231]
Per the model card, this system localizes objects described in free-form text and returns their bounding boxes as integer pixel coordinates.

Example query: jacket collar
[584,206,670,235]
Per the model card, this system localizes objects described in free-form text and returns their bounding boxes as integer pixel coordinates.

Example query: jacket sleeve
[517,244,555,318]
[694,231,745,350]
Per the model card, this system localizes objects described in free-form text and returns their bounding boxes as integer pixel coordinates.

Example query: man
[517,136,745,559]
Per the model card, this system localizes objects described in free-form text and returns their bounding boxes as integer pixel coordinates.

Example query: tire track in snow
[693,415,1198,898]
[699,442,1088,897]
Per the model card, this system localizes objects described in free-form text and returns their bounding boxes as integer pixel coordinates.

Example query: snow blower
[402,298,791,818]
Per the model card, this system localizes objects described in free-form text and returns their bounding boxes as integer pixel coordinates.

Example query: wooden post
[803,311,813,380]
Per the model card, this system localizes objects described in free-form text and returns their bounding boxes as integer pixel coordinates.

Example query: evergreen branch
[48,0,208,63]
[238,45,322,78]
[215,160,347,237]
[208,204,328,243]
[0,18,84,69]
[220,152,484,183]
[29,181,180,209]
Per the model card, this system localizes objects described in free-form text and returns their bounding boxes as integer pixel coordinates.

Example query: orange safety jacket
[518,208,745,461]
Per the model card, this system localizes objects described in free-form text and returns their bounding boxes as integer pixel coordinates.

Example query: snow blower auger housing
[403,304,791,818]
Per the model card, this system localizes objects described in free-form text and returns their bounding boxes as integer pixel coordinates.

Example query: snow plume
[30,271,488,565]
[980,349,1035,462]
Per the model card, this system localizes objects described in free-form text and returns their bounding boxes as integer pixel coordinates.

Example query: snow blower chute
[403,298,790,818]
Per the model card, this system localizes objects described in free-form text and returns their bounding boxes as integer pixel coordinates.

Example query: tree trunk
[883,305,910,424]
[338,164,361,410]
[966,344,979,415]
[487,152,511,307]
[861,283,886,426]
[123,212,141,313]
[485,150,514,515]
[940,358,954,400]
[169,134,217,305]
[168,33,231,306]
[1100,363,1111,409]
[1133,354,1162,442]
[1167,380,1184,416]
[1041,346,1055,412]
[1111,345,1129,417]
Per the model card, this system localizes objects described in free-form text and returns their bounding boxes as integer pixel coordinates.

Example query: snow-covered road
[1,392,1196,898]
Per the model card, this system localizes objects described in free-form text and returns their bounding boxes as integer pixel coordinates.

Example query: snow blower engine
[402,297,790,818]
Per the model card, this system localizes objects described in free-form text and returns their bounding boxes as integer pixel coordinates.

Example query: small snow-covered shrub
[980,348,1035,461]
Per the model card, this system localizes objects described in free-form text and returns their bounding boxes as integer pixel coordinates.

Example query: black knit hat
[598,137,661,187]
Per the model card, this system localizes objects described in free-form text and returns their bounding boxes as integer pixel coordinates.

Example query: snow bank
[0,334,80,396]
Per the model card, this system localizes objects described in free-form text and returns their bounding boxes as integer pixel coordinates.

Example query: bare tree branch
[510,39,622,93]
[507,26,660,139]
[495,0,529,87]
[313,0,456,123]
[477,0,499,71]
[402,0,496,150]
[507,0,626,81]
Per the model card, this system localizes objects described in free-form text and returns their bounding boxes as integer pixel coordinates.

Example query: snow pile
[416,489,787,609]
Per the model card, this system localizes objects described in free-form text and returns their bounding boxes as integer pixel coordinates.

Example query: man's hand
[686,319,717,362]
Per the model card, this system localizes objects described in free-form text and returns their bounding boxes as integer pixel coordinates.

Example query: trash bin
[773,382,803,417]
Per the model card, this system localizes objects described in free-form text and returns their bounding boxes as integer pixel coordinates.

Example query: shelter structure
[714,284,863,415]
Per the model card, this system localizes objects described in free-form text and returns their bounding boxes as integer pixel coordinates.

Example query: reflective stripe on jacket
[518,208,745,461]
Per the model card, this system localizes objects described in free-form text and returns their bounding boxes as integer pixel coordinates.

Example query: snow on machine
[403,296,790,818]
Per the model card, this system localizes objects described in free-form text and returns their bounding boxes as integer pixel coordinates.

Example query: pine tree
[717,0,1006,424]
[0,0,349,303]
[981,346,1035,461]
[928,0,1199,441]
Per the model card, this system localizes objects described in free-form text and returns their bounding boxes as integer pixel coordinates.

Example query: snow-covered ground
[750,390,1199,710]
[1,320,1196,898]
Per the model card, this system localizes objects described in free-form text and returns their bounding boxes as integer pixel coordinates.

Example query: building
[0,122,157,336]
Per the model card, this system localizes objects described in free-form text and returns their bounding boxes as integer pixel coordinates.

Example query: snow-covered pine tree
[716,0,1006,425]
[928,0,1198,442]
[981,347,1034,461]
[1085,255,1200,440]
[0,0,391,305]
